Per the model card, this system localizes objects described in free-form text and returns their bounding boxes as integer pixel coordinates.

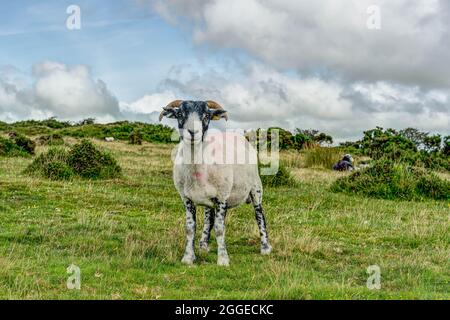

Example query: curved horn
[159,100,183,121]
[206,100,228,121]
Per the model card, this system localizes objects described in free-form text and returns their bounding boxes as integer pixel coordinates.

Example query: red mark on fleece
[192,172,202,180]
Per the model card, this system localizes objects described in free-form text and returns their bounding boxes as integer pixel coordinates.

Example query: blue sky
[1,0,449,140]
[1,0,199,101]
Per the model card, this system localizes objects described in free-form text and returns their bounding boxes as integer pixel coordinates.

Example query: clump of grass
[260,163,296,187]
[280,151,304,169]
[331,159,450,201]
[36,133,64,146]
[304,147,341,169]
[0,133,35,157]
[129,129,143,145]
[25,139,121,180]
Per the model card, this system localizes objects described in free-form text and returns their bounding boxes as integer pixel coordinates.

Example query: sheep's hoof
[181,254,195,265]
[217,254,230,266]
[199,242,209,253]
[261,244,272,255]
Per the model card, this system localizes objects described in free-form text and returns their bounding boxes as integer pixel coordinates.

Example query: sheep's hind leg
[214,202,230,266]
[181,198,196,265]
[250,189,272,255]
[199,207,215,253]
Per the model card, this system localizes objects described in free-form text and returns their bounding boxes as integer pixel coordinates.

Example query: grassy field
[0,139,448,299]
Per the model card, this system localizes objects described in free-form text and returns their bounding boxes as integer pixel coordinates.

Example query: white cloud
[119,91,177,114]
[0,61,121,122]
[152,0,450,87]
[133,63,449,140]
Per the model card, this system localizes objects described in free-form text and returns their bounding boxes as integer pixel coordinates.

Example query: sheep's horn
[159,100,183,121]
[206,100,228,121]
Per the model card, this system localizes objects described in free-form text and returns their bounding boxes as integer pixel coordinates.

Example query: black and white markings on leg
[181,199,197,265]
[214,202,230,266]
[199,207,215,252]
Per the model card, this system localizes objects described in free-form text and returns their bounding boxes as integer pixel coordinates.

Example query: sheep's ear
[206,100,228,121]
[210,109,228,121]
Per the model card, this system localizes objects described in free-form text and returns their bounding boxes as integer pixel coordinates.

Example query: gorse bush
[0,136,29,157]
[331,159,450,201]
[0,133,35,157]
[246,127,332,151]
[129,129,143,145]
[59,122,174,144]
[304,147,341,169]
[25,148,74,180]
[25,140,121,180]
[67,140,122,179]
[354,127,449,172]
[0,118,175,144]
[260,163,296,187]
[12,133,36,155]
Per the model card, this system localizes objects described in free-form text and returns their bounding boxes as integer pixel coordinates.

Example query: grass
[303,147,341,169]
[0,139,449,299]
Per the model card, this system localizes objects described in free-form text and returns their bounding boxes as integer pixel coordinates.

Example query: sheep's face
[160,100,228,145]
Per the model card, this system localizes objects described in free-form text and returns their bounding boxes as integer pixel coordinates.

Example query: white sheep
[160,100,272,266]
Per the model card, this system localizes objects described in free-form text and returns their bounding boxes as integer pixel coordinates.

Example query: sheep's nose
[188,129,198,137]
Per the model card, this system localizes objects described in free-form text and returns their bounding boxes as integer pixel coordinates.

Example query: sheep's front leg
[181,198,196,265]
[214,202,229,266]
[199,207,215,252]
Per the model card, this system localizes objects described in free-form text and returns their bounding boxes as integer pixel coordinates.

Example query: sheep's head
[159,100,228,144]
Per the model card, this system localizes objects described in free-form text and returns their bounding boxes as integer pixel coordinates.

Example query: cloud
[119,91,178,123]
[152,0,450,88]
[125,63,449,141]
[0,61,121,122]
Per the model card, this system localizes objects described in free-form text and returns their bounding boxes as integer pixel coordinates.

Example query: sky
[0,0,449,141]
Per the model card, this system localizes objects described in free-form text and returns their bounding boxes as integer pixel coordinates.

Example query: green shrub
[331,159,450,201]
[24,148,74,180]
[260,163,296,187]
[129,130,143,145]
[0,133,35,157]
[67,140,121,179]
[0,136,28,157]
[304,147,341,169]
[36,134,64,146]
[355,127,449,172]
[25,140,121,180]
[44,160,74,180]
[58,122,175,144]
[443,136,450,156]
[246,128,332,151]
[10,133,36,155]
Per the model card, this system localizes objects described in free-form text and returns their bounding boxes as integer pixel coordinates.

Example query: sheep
[159,100,272,266]
[104,137,115,142]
